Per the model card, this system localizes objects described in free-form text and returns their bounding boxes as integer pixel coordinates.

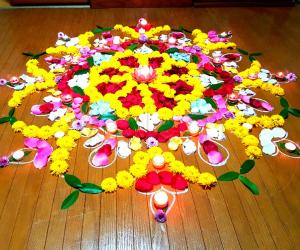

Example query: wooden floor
[0,7,300,250]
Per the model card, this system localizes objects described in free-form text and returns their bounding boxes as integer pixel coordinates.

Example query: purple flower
[286,73,297,82]
[80,47,90,57]
[0,79,7,86]
[0,156,9,168]
[233,75,243,83]
[224,112,235,119]
[155,209,167,223]
[71,120,85,131]
[57,32,65,39]
[145,137,159,148]
[55,75,62,83]
[139,34,148,43]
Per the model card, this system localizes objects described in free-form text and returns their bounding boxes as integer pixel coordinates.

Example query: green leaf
[128,44,138,51]
[92,27,113,34]
[288,108,300,117]
[188,114,207,120]
[24,151,32,157]
[248,56,256,62]
[79,183,103,194]
[217,171,240,181]
[0,116,10,124]
[102,51,115,55]
[209,83,222,90]
[202,70,217,78]
[61,190,80,209]
[74,69,89,75]
[9,117,17,125]
[240,160,255,174]
[32,51,47,59]
[8,108,15,117]
[280,97,289,108]
[277,142,286,151]
[98,113,118,121]
[64,174,82,188]
[22,52,34,57]
[191,55,199,64]
[239,175,259,195]
[128,117,138,130]
[250,52,262,57]
[72,86,85,96]
[279,109,289,119]
[204,97,217,109]
[81,102,89,114]
[157,120,174,132]
[87,57,94,67]
[149,45,159,51]
[165,48,180,54]
[9,156,17,162]
[236,48,249,55]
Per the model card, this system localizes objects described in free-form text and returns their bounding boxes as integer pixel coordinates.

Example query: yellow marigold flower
[162,152,175,163]
[147,146,163,159]
[224,119,240,131]
[242,135,259,147]
[259,116,274,129]
[271,115,285,127]
[233,126,249,138]
[50,160,69,175]
[129,136,142,151]
[115,107,129,119]
[183,166,200,183]
[198,172,217,186]
[129,105,143,117]
[245,146,262,159]
[169,160,185,174]
[38,125,54,140]
[23,125,39,138]
[52,120,69,132]
[133,151,150,165]
[101,177,117,192]
[129,164,147,178]
[12,121,26,132]
[246,116,261,125]
[56,136,76,149]
[157,107,173,120]
[67,130,81,140]
[50,148,70,161]
[116,170,134,189]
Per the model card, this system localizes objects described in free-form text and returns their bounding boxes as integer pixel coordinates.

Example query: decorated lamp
[275,72,285,81]
[285,142,296,152]
[106,121,117,134]
[153,190,169,209]
[152,155,165,169]
[188,121,200,136]
[133,66,156,83]
[12,150,24,161]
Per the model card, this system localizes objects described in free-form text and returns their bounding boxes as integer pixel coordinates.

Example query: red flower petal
[122,129,135,138]
[158,171,173,185]
[202,140,218,154]
[98,144,112,156]
[171,174,188,190]
[135,177,153,192]
[146,171,161,185]
[116,120,129,130]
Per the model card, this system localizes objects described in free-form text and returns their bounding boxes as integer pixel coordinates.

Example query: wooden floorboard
[0,7,299,250]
